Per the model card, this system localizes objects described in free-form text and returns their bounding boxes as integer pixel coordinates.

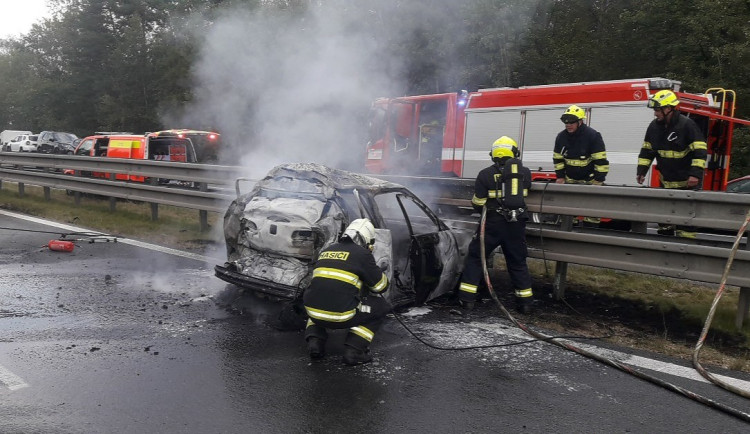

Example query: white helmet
[343,218,376,248]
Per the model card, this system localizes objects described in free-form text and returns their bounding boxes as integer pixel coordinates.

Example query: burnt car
[215,163,467,307]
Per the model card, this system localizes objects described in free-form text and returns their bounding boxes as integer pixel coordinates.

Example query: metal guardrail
[375,173,750,327]
[2,153,750,326]
[0,152,244,184]
[0,152,241,213]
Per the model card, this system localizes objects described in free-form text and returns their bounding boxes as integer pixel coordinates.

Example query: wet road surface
[1,210,749,433]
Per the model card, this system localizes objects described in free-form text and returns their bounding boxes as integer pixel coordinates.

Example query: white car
[8,134,39,152]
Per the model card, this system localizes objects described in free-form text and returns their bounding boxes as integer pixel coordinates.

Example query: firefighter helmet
[561,105,586,123]
[647,90,679,109]
[343,218,376,249]
[490,136,519,159]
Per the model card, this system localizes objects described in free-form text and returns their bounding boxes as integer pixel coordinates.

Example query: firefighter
[303,218,389,365]
[458,136,535,314]
[636,90,707,238]
[553,105,609,225]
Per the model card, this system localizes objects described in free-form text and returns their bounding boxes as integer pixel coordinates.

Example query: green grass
[526,259,749,349]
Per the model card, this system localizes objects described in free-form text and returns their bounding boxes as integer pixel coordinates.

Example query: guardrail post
[18,182,25,197]
[149,177,158,221]
[198,182,208,232]
[737,233,750,329]
[552,215,574,300]
[73,170,82,205]
[109,173,117,212]
[43,167,51,201]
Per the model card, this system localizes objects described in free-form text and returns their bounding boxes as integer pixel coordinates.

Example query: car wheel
[66,151,73,155]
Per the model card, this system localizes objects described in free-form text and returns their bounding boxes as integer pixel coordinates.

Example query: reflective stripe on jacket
[553,123,609,183]
[637,113,707,186]
[303,238,388,318]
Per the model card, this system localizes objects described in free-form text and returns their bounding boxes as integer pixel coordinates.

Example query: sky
[0,0,51,38]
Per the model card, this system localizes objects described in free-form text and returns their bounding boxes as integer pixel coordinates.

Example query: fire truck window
[419,100,447,125]
[368,107,386,145]
[392,103,416,153]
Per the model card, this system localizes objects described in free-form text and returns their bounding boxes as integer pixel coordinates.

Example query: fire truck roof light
[648,78,677,91]
[457,89,468,107]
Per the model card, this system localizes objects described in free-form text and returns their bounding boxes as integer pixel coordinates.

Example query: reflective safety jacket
[471,158,532,218]
[637,113,707,189]
[553,123,609,183]
[303,239,388,323]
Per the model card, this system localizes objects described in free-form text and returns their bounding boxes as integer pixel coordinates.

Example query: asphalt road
[1,209,749,433]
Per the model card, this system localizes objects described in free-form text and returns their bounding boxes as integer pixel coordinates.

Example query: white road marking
[0,364,29,390]
[0,208,214,262]
[474,321,750,390]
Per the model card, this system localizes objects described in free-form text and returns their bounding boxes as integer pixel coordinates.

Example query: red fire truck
[365,78,749,191]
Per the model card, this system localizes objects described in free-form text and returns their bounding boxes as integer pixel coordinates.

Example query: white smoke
[169,3,402,178]
[163,1,543,180]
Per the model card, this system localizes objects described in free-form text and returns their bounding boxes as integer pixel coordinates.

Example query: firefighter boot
[516,296,534,315]
[343,346,373,366]
[307,337,326,359]
[459,299,475,312]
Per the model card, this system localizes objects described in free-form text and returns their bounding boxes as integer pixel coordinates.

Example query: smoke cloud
[163,1,542,180]
[165,3,403,178]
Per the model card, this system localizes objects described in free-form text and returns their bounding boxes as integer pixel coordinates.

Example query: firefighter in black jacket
[303,218,389,365]
[553,105,609,186]
[553,105,609,225]
[636,90,707,238]
[458,136,534,314]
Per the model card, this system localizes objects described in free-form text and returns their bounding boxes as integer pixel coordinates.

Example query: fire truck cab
[366,78,743,191]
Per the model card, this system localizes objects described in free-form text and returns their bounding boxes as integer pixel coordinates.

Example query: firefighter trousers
[657,185,697,238]
[458,216,533,303]
[304,296,389,351]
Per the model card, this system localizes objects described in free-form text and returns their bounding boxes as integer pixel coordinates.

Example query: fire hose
[477,206,750,423]
[692,208,750,399]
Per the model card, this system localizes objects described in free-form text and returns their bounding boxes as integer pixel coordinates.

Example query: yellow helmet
[490,136,519,159]
[561,105,586,123]
[648,90,679,109]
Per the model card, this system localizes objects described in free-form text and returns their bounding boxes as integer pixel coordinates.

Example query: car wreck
[215,163,467,307]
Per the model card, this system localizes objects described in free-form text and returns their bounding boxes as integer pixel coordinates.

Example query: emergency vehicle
[365,78,749,191]
[146,129,221,163]
[69,130,218,182]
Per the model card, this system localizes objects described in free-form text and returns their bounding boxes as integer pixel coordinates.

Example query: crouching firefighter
[303,218,389,365]
[458,136,535,314]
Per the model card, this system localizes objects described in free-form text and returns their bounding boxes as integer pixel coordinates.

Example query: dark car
[215,163,469,307]
[726,175,750,194]
[37,131,80,154]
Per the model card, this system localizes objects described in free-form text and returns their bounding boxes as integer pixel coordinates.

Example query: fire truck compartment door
[463,110,521,178]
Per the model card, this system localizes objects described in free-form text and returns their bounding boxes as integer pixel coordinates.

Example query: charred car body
[215,163,467,307]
